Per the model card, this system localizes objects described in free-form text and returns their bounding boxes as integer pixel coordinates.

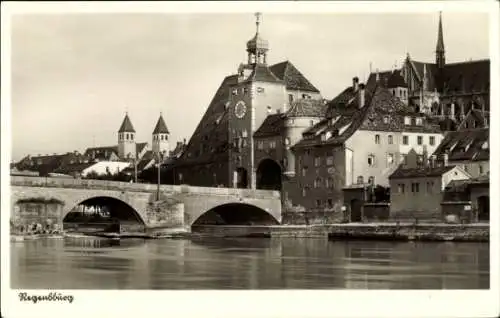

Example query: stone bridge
[10,176,282,232]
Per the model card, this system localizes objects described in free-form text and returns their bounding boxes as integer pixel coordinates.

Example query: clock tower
[228,13,287,189]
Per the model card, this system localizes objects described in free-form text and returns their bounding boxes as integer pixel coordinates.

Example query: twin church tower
[117,113,170,160]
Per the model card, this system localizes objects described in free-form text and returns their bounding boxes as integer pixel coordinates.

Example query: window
[244,87,249,95]
[388,135,393,144]
[257,87,264,93]
[368,176,375,185]
[160,135,164,141]
[126,134,129,140]
[284,137,291,146]
[314,156,321,167]
[417,136,423,145]
[326,156,334,166]
[367,154,375,166]
[416,118,423,126]
[305,149,311,156]
[479,165,483,174]
[473,121,478,128]
[429,136,435,146]
[375,134,380,144]
[327,199,334,209]
[269,140,276,149]
[302,187,307,197]
[464,165,468,172]
[289,94,294,104]
[357,176,364,184]
[398,183,406,194]
[314,177,322,188]
[302,167,307,177]
[131,134,134,141]
[315,199,322,208]
[232,89,238,96]
[242,139,247,147]
[326,177,334,189]
[427,181,434,193]
[482,141,488,149]
[310,120,314,127]
[383,116,389,124]
[411,182,420,193]
[257,141,264,150]
[387,153,394,165]
[403,135,409,145]
[404,117,411,125]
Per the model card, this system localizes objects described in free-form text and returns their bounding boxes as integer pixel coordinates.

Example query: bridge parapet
[10,176,280,199]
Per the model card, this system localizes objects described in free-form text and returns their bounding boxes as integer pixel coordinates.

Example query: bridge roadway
[10,176,282,233]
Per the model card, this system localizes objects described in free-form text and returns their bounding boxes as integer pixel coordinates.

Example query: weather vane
[255,12,262,33]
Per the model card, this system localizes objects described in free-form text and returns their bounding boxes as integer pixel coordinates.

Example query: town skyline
[11,12,489,161]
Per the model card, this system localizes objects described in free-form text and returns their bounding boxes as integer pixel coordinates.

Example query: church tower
[117,113,136,160]
[435,12,446,92]
[152,113,170,156]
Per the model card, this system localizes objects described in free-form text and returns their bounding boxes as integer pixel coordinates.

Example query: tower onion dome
[246,12,269,53]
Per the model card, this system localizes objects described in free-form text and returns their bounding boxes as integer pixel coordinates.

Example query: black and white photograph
[1,1,498,318]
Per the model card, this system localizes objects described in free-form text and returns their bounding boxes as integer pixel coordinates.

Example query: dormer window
[324,131,332,140]
[232,89,238,96]
[482,141,489,149]
[404,116,411,125]
[383,116,389,124]
[243,87,249,95]
[416,117,423,126]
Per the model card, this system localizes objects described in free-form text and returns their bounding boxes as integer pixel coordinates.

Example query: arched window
[375,134,380,144]
[388,135,393,144]
[126,134,129,140]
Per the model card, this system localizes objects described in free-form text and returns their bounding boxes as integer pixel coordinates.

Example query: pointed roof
[436,12,445,53]
[246,13,269,54]
[270,61,320,93]
[387,70,407,88]
[118,113,136,133]
[153,114,170,134]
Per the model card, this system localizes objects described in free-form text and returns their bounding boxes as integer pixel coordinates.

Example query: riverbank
[191,223,490,242]
[11,223,489,242]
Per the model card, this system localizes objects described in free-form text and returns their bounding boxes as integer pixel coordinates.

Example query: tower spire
[436,11,446,68]
[255,12,261,34]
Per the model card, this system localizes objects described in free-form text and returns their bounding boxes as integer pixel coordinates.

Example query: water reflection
[11,238,489,289]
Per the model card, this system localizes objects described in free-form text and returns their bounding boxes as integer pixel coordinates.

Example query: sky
[10,11,489,161]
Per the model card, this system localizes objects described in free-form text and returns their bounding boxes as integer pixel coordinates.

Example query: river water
[11,237,489,289]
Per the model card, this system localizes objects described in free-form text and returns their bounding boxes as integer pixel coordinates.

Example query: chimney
[430,155,436,168]
[352,77,359,91]
[358,83,366,108]
[443,151,449,166]
[276,108,281,114]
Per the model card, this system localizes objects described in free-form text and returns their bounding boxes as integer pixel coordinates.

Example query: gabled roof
[84,146,119,160]
[254,113,285,138]
[244,64,282,83]
[387,70,407,88]
[457,109,489,130]
[389,165,457,179]
[442,59,490,95]
[136,142,148,155]
[118,114,136,133]
[286,99,327,118]
[293,83,440,149]
[153,115,170,134]
[270,61,320,93]
[173,75,237,167]
[432,128,489,162]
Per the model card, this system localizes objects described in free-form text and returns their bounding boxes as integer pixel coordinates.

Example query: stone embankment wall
[191,224,489,242]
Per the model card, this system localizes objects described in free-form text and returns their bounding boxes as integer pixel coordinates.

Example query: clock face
[234,101,247,119]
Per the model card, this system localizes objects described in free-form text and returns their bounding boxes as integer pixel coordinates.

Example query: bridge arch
[191,202,280,226]
[63,196,146,225]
